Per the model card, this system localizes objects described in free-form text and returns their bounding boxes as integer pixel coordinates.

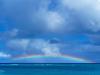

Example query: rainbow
[12,54,94,63]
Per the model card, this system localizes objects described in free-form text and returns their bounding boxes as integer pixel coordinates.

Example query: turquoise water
[0,64,100,75]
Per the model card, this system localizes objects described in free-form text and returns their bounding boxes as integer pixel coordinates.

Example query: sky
[0,0,100,63]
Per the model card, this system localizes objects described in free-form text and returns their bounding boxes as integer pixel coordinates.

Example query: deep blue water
[0,64,100,75]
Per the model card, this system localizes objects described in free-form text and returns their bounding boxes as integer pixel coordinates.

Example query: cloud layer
[0,52,11,58]
[1,0,100,35]
[0,0,100,63]
[7,39,61,56]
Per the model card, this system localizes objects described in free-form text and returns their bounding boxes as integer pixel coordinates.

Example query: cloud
[44,11,65,32]
[0,0,100,62]
[0,28,19,42]
[0,0,99,37]
[0,52,11,58]
[6,38,100,62]
[2,0,51,36]
[61,0,93,9]
[7,38,61,56]
[7,39,30,51]
[60,0,100,33]
[35,39,61,55]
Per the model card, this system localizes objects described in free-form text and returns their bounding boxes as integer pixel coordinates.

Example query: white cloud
[94,0,100,11]
[42,44,60,56]
[0,52,11,58]
[7,39,30,50]
[5,38,100,62]
[7,38,61,56]
[61,0,93,10]
[60,0,100,32]
[44,11,65,32]
[31,39,61,55]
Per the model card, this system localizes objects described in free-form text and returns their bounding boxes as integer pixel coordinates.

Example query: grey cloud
[6,38,61,56]
[1,0,100,37]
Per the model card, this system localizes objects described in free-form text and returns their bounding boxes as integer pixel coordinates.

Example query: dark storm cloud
[1,0,100,37]
[0,0,99,46]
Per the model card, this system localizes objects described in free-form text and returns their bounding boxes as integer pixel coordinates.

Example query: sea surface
[0,64,100,75]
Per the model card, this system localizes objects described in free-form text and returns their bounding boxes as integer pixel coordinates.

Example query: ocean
[0,64,100,75]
